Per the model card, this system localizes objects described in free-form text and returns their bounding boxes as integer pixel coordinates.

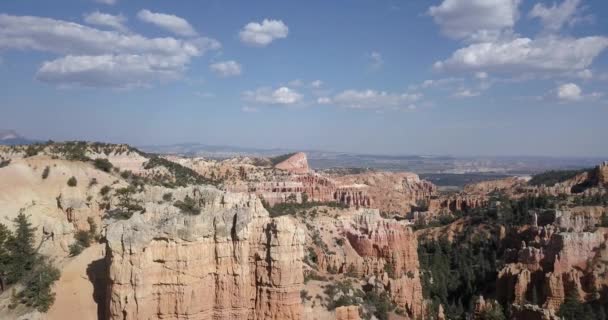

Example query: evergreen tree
[531,285,539,306]
[0,223,13,291]
[14,258,60,312]
[597,305,607,320]
[6,213,36,284]
[558,289,595,320]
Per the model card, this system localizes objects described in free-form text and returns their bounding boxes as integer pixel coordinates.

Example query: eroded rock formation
[105,186,306,320]
[274,152,310,174]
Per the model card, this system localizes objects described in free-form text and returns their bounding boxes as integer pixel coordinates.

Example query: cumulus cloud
[242,87,302,105]
[209,60,242,77]
[137,9,197,37]
[529,0,588,32]
[84,11,127,32]
[434,36,608,74]
[0,14,220,88]
[328,89,421,109]
[36,54,183,88]
[428,0,521,42]
[239,19,288,47]
[557,83,582,101]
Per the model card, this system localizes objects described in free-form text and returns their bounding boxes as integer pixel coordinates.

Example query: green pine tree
[6,213,37,284]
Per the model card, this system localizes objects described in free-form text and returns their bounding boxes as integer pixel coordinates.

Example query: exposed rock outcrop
[334,172,436,214]
[335,306,360,320]
[274,152,310,174]
[344,211,424,317]
[105,186,305,320]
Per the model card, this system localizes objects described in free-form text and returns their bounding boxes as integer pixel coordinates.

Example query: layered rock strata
[105,186,306,320]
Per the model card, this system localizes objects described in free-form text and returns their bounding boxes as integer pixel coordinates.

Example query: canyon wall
[105,187,305,320]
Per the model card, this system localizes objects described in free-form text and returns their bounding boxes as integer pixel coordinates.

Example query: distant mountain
[139,142,603,174]
[0,129,37,145]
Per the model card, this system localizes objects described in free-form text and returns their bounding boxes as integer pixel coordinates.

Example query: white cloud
[311,80,323,88]
[84,11,127,33]
[557,83,582,100]
[0,14,220,88]
[239,19,288,47]
[435,36,608,74]
[317,97,331,104]
[209,60,242,77]
[36,54,183,88]
[553,83,602,102]
[330,89,421,109]
[529,0,588,32]
[137,9,197,37]
[576,69,593,80]
[243,87,302,105]
[454,89,480,98]
[475,71,488,79]
[94,0,117,5]
[369,51,384,69]
[428,0,521,42]
[241,106,259,113]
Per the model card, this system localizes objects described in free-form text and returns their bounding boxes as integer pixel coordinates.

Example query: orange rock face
[335,306,361,320]
[428,194,487,213]
[105,188,305,320]
[497,225,608,313]
[274,152,310,174]
[334,172,436,214]
[344,211,424,317]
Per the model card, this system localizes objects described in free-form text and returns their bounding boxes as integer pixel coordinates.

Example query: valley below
[0,142,607,320]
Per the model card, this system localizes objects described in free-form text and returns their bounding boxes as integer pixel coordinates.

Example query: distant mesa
[272,152,309,174]
[0,129,37,145]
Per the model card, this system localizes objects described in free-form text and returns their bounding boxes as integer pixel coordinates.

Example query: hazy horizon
[1,0,608,157]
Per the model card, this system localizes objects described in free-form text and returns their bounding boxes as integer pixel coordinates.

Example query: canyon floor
[0,142,607,320]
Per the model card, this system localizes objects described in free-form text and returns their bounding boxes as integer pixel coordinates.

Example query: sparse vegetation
[144,156,219,187]
[69,218,98,256]
[24,144,43,157]
[528,168,590,187]
[67,176,78,187]
[173,195,201,215]
[269,153,296,166]
[105,186,144,220]
[0,158,10,168]
[261,198,347,218]
[93,158,113,172]
[100,185,111,196]
[41,166,50,179]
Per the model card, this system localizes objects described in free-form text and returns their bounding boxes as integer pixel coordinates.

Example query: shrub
[41,166,50,179]
[0,159,10,168]
[68,242,84,256]
[162,192,173,202]
[13,258,60,312]
[100,185,111,196]
[67,176,77,187]
[93,158,113,172]
[173,196,200,215]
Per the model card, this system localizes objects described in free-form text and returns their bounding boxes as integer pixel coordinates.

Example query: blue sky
[0,0,607,157]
